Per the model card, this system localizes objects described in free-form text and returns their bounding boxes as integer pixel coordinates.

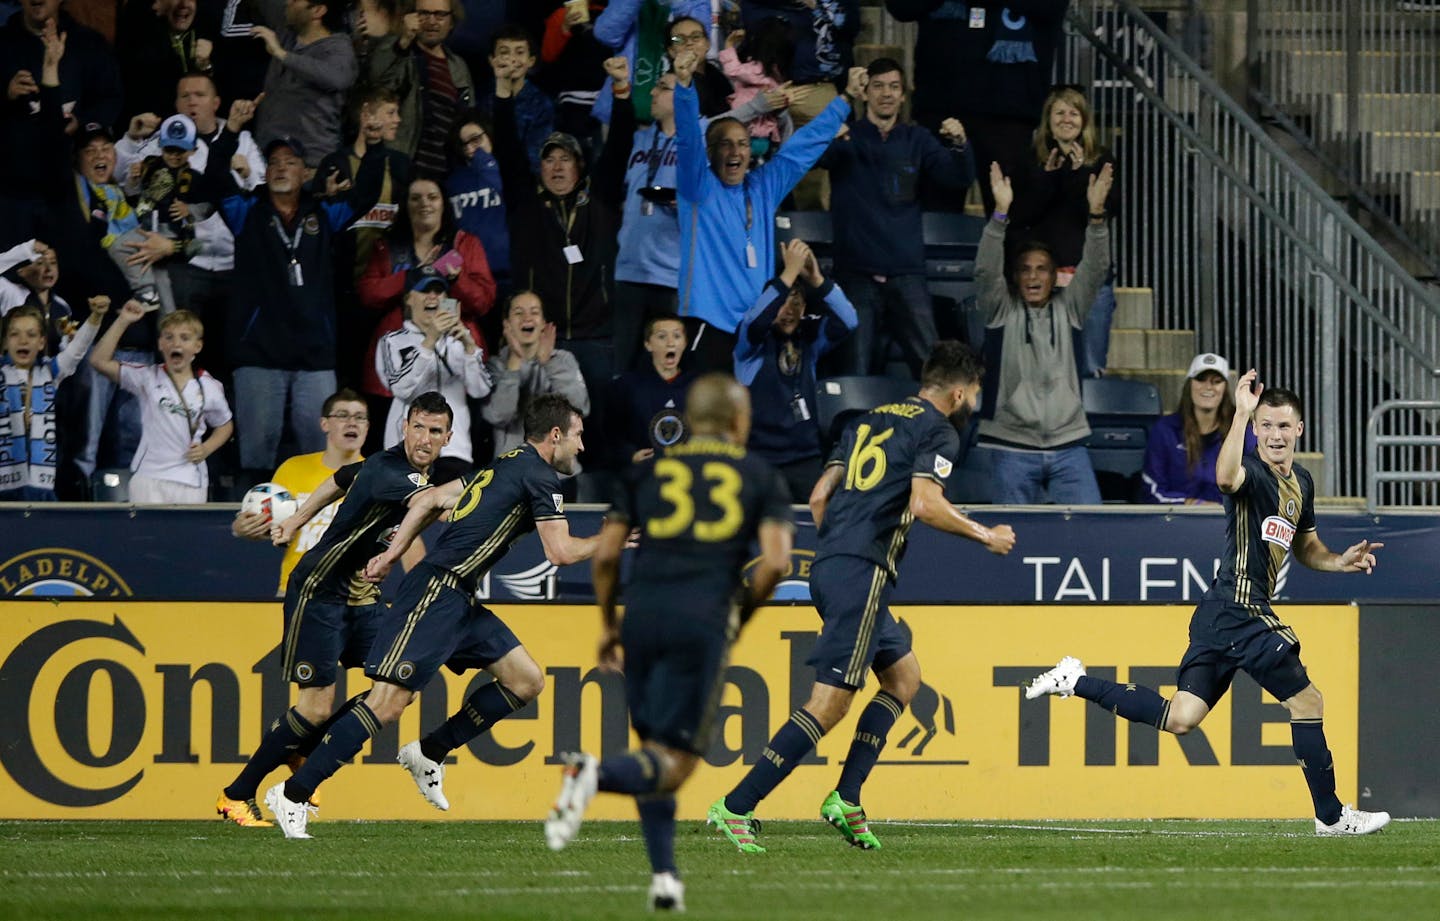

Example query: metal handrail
[1366,400,1440,512]
[1079,0,1440,316]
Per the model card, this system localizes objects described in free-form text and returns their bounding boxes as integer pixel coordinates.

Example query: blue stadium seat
[928,280,985,349]
[816,375,918,446]
[921,212,984,279]
[1081,378,1162,501]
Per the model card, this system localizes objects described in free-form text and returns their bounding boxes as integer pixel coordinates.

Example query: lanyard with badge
[164,369,204,452]
[641,130,675,217]
[272,214,305,286]
[744,192,757,269]
[553,197,583,266]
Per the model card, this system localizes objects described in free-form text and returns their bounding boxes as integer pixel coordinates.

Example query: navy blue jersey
[289,445,431,603]
[610,437,794,609]
[817,397,961,579]
[1205,452,1317,607]
[423,443,568,593]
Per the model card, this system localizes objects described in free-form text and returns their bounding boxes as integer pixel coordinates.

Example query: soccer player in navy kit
[543,374,795,911]
[709,341,1017,853]
[215,391,451,828]
[263,394,602,837]
[1027,372,1390,836]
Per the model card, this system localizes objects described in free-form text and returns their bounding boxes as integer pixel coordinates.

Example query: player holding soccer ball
[1026,374,1390,836]
[214,391,452,828]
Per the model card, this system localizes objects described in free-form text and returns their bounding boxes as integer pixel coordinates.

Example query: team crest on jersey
[397,662,415,680]
[552,493,564,513]
[302,214,320,235]
[1285,498,1297,517]
[933,456,954,479]
[294,662,314,682]
[1261,515,1296,550]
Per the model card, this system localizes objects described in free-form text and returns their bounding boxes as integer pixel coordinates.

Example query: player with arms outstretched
[544,374,794,911]
[1026,372,1389,836]
[708,341,1016,853]
[215,391,451,827]
[264,394,602,837]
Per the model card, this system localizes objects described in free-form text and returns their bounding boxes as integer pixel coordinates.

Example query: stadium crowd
[0,0,1223,508]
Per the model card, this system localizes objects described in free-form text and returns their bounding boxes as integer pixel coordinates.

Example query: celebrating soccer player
[1026,371,1390,836]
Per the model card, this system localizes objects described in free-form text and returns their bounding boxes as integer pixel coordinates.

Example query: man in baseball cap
[158,114,198,152]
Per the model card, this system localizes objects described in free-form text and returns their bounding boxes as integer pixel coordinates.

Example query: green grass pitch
[3,818,1437,920]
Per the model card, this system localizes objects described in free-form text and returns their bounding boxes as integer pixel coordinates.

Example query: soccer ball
[242,482,298,525]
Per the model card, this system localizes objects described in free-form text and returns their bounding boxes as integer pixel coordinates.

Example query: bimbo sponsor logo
[1261,515,1295,549]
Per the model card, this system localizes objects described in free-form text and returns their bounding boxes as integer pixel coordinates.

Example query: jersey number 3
[647,459,743,542]
[844,424,893,492]
[450,469,495,522]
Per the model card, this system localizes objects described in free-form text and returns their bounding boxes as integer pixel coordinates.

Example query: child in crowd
[0,298,107,501]
[720,18,797,158]
[605,315,693,468]
[90,301,233,504]
[114,114,211,314]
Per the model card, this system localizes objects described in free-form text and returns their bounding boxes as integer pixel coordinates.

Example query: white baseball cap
[1186,352,1231,379]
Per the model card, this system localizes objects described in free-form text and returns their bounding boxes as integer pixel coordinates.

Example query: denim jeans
[232,367,335,472]
[75,351,149,479]
[1077,280,1117,379]
[831,272,934,379]
[986,444,1102,505]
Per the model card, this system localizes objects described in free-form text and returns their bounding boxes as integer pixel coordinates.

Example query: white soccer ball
[242,482,298,525]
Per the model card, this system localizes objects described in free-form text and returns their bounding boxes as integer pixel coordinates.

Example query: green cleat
[706,798,766,854]
[820,791,882,850]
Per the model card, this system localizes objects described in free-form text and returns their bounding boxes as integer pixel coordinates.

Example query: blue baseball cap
[159,114,198,151]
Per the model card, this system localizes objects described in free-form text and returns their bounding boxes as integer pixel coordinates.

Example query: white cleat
[1316,804,1391,836]
[544,751,599,851]
[398,741,450,811]
[1025,656,1087,700]
[647,871,686,912]
[264,782,317,839]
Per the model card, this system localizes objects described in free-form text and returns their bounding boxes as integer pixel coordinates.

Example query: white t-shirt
[119,363,233,488]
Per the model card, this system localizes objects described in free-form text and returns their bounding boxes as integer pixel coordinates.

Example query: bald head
[686,373,751,442]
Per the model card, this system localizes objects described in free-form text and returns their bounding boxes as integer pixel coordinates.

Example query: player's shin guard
[1291,718,1344,825]
[637,794,678,875]
[418,682,527,764]
[597,749,663,795]
[835,691,904,806]
[1073,676,1168,729]
[283,702,383,805]
[725,709,825,815]
[224,707,316,801]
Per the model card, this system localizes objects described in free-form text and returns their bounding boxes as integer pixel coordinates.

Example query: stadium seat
[92,468,132,503]
[816,375,918,446]
[1081,378,1163,502]
[945,418,994,505]
[775,211,833,256]
[928,280,985,349]
[921,211,984,279]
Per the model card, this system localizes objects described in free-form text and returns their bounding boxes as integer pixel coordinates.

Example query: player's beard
[948,403,973,431]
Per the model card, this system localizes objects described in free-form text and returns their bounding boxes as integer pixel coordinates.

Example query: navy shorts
[366,563,521,691]
[807,555,913,690]
[622,600,735,755]
[1177,597,1311,708]
[280,578,380,687]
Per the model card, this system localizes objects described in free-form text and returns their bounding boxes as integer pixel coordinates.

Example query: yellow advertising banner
[0,602,1358,821]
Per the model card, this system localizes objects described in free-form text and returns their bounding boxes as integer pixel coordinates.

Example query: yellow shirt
[271,452,352,596]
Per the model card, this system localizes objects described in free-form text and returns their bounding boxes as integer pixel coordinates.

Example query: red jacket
[357,230,496,395]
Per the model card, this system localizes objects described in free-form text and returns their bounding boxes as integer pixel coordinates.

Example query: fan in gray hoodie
[975,161,1114,505]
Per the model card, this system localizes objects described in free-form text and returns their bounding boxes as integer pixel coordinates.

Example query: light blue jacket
[590,0,710,124]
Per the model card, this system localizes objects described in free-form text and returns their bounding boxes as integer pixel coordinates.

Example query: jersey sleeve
[912,416,962,484]
[368,454,431,503]
[527,463,567,523]
[606,461,645,525]
[1298,469,1317,532]
[1236,453,1266,498]
[760,466,796,526]
[826,423,855,469]
[333,460,364,492]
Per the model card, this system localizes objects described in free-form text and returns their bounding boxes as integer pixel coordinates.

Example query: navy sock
[420,683,526,764]
[224,707,316,801]
[597,749,663,795]
[294,692,368,759]
[283,702,383,804]
[1292,719,1343,825]
[725,709,824,815]
[835,691,905,806]
[637,794,678,875]
[1074,675,1169,729]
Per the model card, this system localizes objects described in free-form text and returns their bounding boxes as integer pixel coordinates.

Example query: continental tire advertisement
[0,602,1358,821]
